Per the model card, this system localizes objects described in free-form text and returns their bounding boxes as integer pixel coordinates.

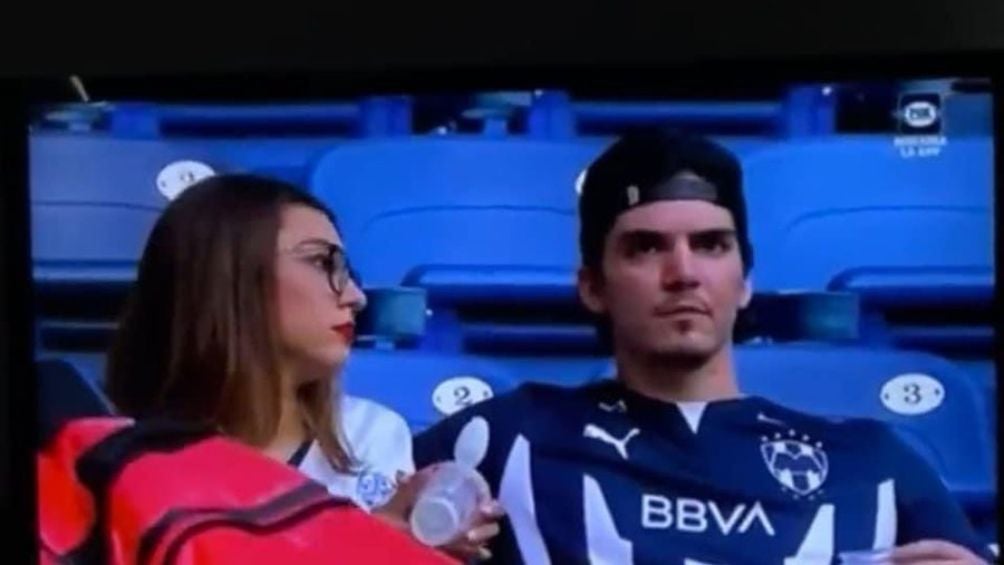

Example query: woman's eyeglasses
[283,242,361,296]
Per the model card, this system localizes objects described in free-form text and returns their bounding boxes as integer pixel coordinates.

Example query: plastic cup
[409,462,491,547]
[838,548,893,564]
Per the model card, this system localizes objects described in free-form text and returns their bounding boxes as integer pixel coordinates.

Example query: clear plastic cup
[838,548,893,564]
[409,462,491,547]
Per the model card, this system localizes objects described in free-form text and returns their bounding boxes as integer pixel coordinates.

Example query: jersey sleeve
[412,386,531,475]
[413,399,497,469]
[886,427,995,561]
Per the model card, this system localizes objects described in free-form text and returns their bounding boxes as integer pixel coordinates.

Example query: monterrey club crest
[760,430,828,499]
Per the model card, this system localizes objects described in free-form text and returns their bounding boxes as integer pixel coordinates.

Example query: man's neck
[614,345,740,404]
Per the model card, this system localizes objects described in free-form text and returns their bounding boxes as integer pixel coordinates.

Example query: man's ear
[577,266,607,315]
[739,273,754,309]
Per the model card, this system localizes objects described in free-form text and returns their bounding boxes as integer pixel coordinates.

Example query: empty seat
[340,350,519,432]
[743,137,993,291]
[309,137,606,287]
[30,129,349,284]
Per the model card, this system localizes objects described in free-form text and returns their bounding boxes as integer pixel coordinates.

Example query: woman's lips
[333,323,355,343]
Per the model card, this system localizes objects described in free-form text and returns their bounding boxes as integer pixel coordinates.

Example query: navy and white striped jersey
[414,380,991,564]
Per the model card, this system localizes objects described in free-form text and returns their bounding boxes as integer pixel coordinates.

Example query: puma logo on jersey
[598,400,627,413]
[583,424,639,460]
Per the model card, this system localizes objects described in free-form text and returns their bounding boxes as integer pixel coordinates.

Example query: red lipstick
[333,323,355,343]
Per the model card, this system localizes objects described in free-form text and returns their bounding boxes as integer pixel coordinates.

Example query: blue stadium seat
[29,126,351,283]
[742,137,994,431]
[490,356,610,389]
[524,88,837,139]
[340,350,520,433]
[309,137,605,287]
[743,137,993,291]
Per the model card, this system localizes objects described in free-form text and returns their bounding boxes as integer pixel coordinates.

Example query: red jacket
[38,417,456,564]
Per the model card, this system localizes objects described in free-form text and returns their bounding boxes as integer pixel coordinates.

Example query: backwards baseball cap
[577,129,753,275]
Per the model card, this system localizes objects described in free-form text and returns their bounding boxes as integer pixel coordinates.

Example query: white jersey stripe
[499,434,551,565]
[584,474,634,564]
[872,479,897,550]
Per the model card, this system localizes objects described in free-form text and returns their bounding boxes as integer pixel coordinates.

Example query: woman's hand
[439,498,504,561]
[372,465,505,561]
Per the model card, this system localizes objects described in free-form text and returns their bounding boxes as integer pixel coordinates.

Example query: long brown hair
[105,174,355,472]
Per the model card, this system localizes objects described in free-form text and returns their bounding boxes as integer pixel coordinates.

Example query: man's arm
[413,398,501,470]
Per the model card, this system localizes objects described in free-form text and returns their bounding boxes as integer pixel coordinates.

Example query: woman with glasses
[104,174,501,561]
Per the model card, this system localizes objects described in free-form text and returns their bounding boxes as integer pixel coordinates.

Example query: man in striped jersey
[414,130,991,564]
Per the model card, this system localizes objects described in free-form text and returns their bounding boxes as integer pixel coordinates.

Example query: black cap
[577,129,753,274]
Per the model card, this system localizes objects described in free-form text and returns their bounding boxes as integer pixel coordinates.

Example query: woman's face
[274,204,366,383]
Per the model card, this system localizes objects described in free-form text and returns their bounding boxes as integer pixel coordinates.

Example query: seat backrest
[340,350,519,432]
[743,137,993,291]
[487,355,610,390]
[309,137,605,287]
[734,343,994,508]
[30,131,344,283]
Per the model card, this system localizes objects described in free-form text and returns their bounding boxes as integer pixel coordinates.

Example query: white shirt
[295,395,415,510]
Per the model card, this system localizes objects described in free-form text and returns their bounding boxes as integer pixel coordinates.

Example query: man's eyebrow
[690,228,737,238]
[618,229,666,240]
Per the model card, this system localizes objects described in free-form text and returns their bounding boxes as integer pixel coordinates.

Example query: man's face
[578,194,751,361]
